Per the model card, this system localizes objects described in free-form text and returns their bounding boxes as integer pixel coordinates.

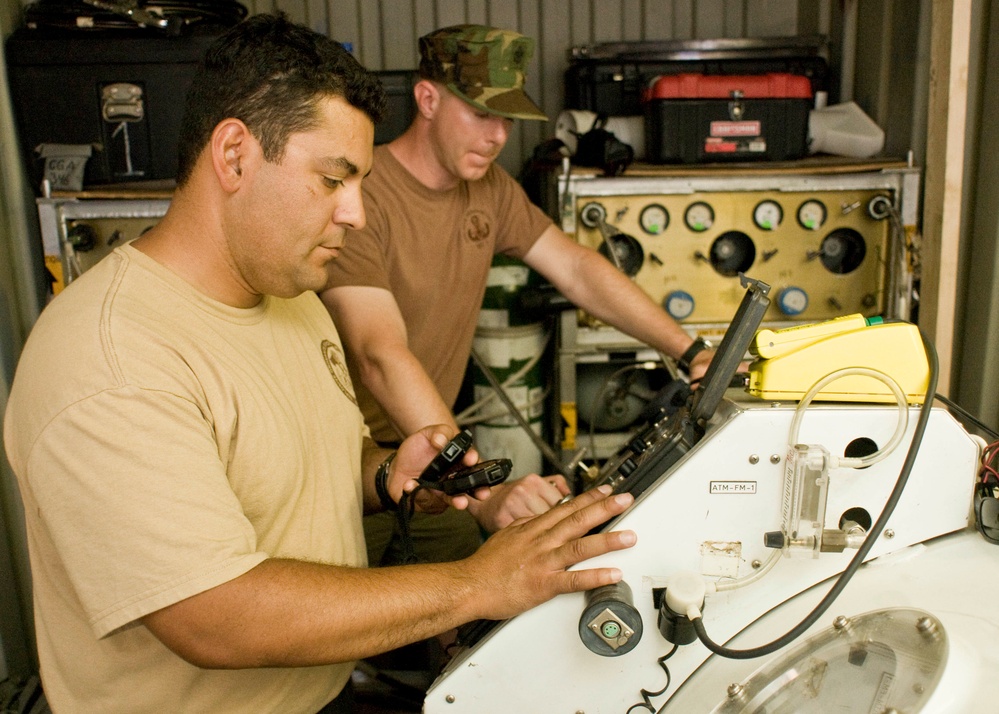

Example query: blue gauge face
[779,286,809,316]
[640,204,670,234]
[664,290,695,320]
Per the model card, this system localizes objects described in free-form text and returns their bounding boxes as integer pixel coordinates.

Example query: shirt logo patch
[322,339,357,406]
[464,210,491,243]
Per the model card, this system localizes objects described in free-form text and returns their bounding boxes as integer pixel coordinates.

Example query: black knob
[764,531,786,549]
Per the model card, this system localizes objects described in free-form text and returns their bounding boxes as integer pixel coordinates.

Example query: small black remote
[436,459,512,496]
[419,428,474,483]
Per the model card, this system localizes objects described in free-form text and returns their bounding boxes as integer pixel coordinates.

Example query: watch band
[375,451,398,512]
[678,336,710,373]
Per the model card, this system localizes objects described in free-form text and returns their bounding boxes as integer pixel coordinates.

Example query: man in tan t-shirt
[321,25,720,562]
[2,15,636,713]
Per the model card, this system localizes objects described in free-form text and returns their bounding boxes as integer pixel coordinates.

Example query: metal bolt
[770,454,781,464]
[446,694,455,703]
[916,616,939,636]
[833,615,851,630]
[884,529,895,539]
[727,683,744,698]
[749,454,760,464]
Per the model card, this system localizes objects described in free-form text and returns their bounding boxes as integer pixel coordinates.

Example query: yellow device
[751,313,881,359]
[747,317,929,403]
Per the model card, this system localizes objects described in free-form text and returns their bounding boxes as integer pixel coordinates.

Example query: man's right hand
[460,485,636,621]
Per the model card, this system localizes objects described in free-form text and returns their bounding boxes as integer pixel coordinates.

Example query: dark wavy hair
[175,13,385,186]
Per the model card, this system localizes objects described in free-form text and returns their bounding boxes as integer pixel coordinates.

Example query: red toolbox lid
[644,72,813,101]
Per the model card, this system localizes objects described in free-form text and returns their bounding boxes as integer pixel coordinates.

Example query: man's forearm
[143,557,480,668]
[142,487,637,669]
[359,347,458,438]
[558,248,696,358]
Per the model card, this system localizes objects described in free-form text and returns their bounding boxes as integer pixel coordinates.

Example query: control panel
[36,196,170,294]
[559,165,919,331]
[572,188,895,325]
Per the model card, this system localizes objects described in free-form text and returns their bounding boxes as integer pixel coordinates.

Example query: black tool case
[564,36,829,116]
[644,72,814,163]
[5,1,244,190]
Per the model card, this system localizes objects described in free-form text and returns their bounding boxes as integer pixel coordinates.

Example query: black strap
[678,336,710,373]
[395,487,427,565]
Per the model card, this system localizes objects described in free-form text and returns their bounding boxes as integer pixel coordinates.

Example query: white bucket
[468,323,548,479]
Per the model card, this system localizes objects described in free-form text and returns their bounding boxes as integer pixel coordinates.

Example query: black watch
[375,451,398,512]
[678,336,711,374]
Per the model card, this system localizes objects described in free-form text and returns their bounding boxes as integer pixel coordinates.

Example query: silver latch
[728,89,745,120]
[102,83,144,122]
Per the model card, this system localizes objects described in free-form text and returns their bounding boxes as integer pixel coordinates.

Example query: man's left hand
[466,474,571,531]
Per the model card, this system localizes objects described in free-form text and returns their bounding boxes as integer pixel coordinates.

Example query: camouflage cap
[419,24,548,121]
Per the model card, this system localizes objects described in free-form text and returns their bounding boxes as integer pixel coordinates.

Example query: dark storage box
[565,38,829,117]
[644,73,813,164]
[5,26,221,190]
[566,56,828,117]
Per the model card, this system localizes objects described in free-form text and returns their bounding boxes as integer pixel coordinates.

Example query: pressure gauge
[752,200,783,230]
[684,202,714,232]
[639,204,670,235]
[797,199,827,230]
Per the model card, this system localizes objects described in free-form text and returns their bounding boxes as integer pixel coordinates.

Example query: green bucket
[469,322,548,479]
[478,255,544,329]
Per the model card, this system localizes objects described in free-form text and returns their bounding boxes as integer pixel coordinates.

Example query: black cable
[396,487,427,565]
[690,328,939,660]
[623,644,678,714]
[933,393,999,440]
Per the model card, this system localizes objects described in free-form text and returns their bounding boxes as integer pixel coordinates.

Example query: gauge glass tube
[753,200,783,230]
[639,204,669,235]
[684,202,714,232]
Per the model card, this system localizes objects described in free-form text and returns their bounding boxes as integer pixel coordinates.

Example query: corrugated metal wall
[242,0,832,173]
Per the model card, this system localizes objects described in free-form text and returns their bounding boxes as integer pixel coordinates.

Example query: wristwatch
[375,451,398,511]
[678,336,711,374]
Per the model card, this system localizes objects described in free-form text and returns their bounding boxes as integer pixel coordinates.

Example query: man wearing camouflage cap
[322,24,718,563]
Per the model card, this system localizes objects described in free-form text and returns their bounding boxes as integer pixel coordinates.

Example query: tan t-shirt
[325,144,553,442]
[4,245,367,713]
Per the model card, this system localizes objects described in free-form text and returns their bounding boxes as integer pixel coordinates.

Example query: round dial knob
[778,286,809,316]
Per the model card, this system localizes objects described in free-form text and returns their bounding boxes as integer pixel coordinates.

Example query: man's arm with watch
[522,226,719,382]
[362,430,483,517]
